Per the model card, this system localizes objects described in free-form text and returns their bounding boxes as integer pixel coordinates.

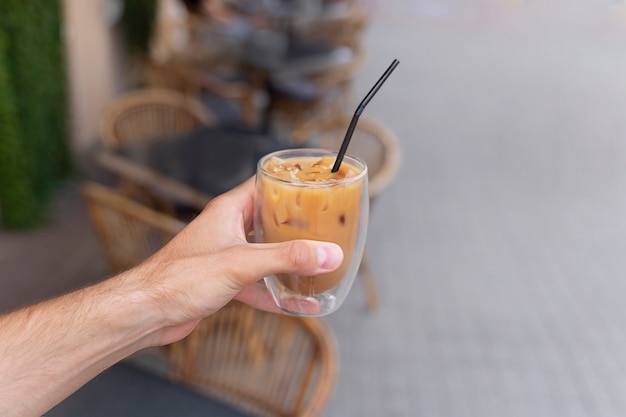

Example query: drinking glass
[254,148,369,316]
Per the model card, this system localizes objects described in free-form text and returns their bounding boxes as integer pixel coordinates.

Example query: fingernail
[317,244,343,270]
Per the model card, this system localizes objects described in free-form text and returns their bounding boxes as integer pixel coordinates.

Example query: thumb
[228,240,344,286]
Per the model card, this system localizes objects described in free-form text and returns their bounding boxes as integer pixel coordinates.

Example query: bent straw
[331,58,400,173]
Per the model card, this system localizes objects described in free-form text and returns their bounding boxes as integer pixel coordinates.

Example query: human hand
[129,177,343,346]
[0,177,344,417]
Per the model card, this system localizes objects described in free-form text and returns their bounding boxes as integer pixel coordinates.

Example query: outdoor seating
[149,0,369,137]
[81,181,186,275]
[266,39,366,135]
[97,88,217,213]
[292,0,369,48]
[145,61,261,127]
[292,114,401,311]
[97,87,297,217]
[99,88,214,149]
[169,300,338,417]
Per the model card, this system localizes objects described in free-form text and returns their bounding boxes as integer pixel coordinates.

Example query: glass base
[264,277,341,317]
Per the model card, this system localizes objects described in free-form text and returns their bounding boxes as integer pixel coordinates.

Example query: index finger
[213,176,256,234]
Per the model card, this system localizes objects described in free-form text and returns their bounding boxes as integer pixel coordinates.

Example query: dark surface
[45,362,254,417]
[117,126,288,197]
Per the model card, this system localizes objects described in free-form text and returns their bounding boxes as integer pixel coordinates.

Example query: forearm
[0,268,159,417]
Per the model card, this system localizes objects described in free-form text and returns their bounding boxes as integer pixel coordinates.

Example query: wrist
[115,255,202,347]
[106,264,168,348]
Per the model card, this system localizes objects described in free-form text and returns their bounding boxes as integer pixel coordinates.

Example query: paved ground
[325,2,626,416]
[0,184,106,312]
[4,1,626,416]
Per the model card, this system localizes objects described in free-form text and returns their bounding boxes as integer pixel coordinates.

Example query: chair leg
[358,249,379,312]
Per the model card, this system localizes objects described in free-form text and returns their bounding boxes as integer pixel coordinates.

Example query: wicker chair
[267,39,366,135]
[292,114,401,311]
[81,181,186,275]
[294,0,370,48]
[99,88,214,150]
[169,300,337,417]
[145,61,260,127]
[97,89,215,214]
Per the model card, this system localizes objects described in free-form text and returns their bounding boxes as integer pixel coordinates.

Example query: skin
[0,178,343,417]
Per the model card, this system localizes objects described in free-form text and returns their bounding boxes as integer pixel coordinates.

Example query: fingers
[234,177,256,234]
[215,176,256,226]
[262,240,344,277]
[226,240,344,287]
[187,177,255,245]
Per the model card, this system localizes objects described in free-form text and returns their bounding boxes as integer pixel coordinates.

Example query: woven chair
[99,88,215,150]
[169,300,337,417]
[292,114,401,311]
[267,39,366,135]
[81,181,186,275]
[145,61,260,127]
[294,0,369,48]
[97,89,215,214]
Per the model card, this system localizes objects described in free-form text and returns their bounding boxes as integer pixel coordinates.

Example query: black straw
[331,58,400,173]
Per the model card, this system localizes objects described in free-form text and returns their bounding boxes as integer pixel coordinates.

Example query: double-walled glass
[254,148,369,316]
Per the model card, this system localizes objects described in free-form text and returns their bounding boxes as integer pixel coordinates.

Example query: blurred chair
[147,4,264,128]
[292,114,401,311]
[294,0,369,47]
[267,39,366,135]
[145,61,261,127]
[99,88,214,150]
[97,88,215,214]
[82,181,186,275]
[169,300,337,417]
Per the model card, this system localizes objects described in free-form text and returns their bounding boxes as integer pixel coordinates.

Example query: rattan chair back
[293,114,400,199]
[144,62,260,127]
[99,89,214,150]
[82,182,186,275]
[293,0,369,48]
[309,39,366,93]
[269,39,366,134]
[169,300,337,417]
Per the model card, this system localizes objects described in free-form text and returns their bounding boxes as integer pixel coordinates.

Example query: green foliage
[120,0,159,57]
[0,30,38,228]
[0,0,70,229]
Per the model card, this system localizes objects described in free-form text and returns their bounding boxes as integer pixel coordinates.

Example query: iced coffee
[254,149,368,315]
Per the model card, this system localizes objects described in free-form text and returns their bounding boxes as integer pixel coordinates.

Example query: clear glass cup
[254,148,369,316]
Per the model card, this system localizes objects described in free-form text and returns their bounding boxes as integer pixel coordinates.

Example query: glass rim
[257,148,368,187]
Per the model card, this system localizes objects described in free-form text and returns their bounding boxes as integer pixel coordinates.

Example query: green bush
[0,0,70,229]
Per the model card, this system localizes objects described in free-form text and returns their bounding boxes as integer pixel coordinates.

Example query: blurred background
[4,0,626,416]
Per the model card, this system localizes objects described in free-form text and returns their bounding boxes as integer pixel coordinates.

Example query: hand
[0,177,344,417]
[130,177,344,346]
